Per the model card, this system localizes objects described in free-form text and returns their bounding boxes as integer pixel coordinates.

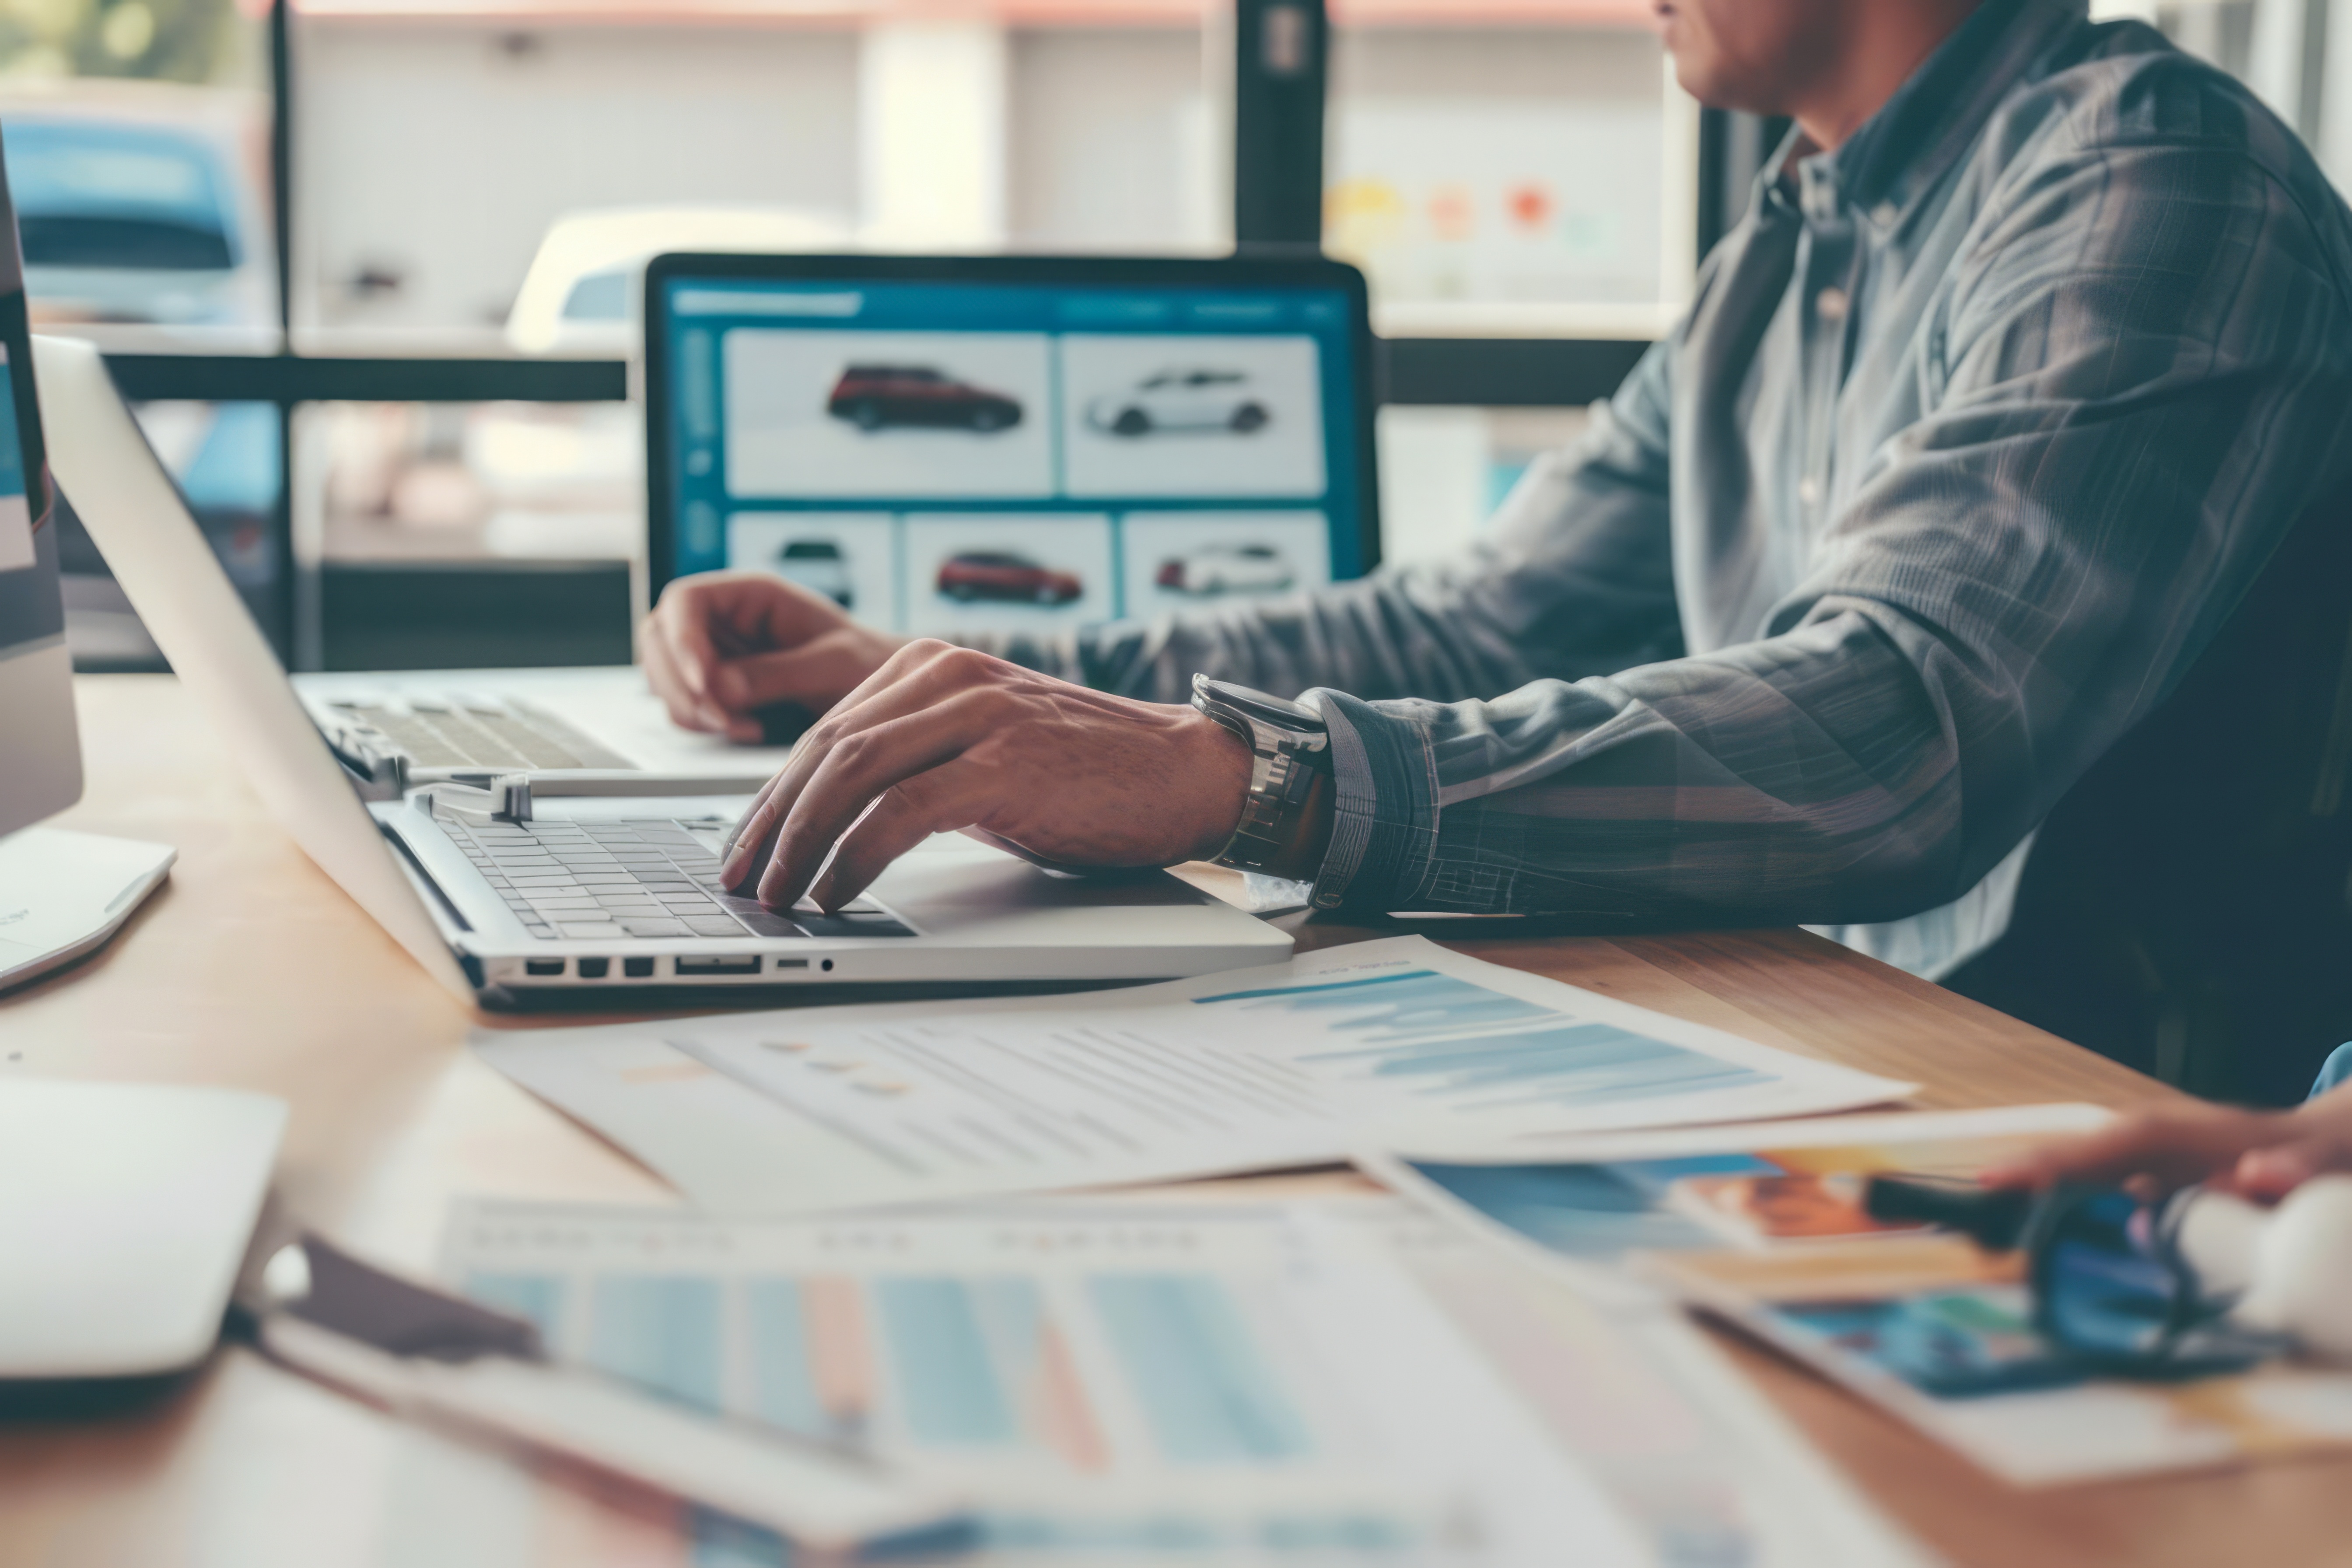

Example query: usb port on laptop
[675,956,761,976]
[524,959,565,977]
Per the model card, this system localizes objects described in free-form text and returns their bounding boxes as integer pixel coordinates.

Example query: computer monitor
[643,254,1378,634]
[0,122,75,840]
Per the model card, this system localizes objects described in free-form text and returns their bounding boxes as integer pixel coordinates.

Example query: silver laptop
[289,665,797,792]
[289,252,1379,798]
[34,334,1292,1008]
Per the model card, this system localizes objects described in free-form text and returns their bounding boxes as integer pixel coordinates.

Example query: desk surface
[3,675,2345,1568]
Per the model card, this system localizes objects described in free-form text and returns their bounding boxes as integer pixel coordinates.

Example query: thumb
[710,645,838,714]
[2236,1138,2348,1202]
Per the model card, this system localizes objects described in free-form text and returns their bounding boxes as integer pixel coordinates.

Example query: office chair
[1942,493,2352,1106]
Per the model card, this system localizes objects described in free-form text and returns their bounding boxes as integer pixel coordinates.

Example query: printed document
[1373,1106,2352,1486]
[312,1196,1929,1568]
[475,935,1911,1215]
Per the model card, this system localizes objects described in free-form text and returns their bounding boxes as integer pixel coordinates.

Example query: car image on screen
[827,364,1025,434]
[1086,368,1269,438]
[937,550,1082,605]
[1155,542,1294,596]
[774,537,852,608]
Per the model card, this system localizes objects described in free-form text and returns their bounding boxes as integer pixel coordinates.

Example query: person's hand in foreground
[1981,1082,2352,1202]
[721,640,1253,912]
[643,571,908,744]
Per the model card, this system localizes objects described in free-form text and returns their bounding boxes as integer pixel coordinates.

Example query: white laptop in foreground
[36,335,1291,1008]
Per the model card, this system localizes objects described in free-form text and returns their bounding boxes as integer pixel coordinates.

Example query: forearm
[967,348,1686,706]
[1299,608,1978,923]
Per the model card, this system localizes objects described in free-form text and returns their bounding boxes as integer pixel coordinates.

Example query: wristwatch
[1190,675,1331,874]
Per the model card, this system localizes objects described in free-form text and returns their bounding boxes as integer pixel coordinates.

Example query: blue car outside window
[1,120,237,271]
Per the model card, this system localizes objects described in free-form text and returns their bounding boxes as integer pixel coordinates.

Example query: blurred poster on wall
[1328,101,1664,309]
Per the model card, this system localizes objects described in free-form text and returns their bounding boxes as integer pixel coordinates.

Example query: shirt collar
[1774,0,2090,228]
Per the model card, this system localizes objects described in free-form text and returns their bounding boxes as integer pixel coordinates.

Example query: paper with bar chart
[475,935,1911,1214]
[363,1197,1649,1566]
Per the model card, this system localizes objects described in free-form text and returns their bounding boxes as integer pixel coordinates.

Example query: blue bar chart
[1194,968,1771,1113]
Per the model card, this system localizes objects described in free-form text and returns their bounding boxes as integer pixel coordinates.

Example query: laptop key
[683,916,747,938]
[620,918,693,938]
[555,922,629,939]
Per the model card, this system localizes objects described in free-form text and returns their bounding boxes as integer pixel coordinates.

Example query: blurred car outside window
[0,0,274,352]
[304,400,641,567]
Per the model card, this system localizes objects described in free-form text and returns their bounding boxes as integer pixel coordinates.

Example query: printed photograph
[1060,335,1327,500]
[724,330,1054,500]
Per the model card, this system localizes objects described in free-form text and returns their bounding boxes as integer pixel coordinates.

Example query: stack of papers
[1371,1108,2352,1486]
[369,1196,1929,1567]
[476,936,1912,1215]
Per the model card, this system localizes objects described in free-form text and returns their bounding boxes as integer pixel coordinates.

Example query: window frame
[70,0,1757,664]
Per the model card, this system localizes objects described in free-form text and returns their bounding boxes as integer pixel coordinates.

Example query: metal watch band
[1190,677,1330,875]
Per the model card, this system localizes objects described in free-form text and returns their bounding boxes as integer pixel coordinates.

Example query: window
[290,1,1219,349]
[0,0,275,352]
[1325,0,1690,339]
[43,0,1702,671]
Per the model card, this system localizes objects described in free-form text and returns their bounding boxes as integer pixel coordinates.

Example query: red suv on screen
[937,551,1082,604]
[827,364,1024,433]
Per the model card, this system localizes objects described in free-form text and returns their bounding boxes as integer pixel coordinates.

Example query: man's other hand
[1981,1092,2352,1203]
[720,640,1253,912]
[643,571,907,744]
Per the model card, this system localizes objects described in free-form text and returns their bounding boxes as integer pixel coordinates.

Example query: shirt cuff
[1302,690,1440,912]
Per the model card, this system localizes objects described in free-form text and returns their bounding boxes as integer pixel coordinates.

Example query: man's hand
[643,571,907,744]
[1981,1090,2352,1202]
[720,640,1253,912]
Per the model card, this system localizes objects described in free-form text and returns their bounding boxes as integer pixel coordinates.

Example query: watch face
[1197,677,1325,733]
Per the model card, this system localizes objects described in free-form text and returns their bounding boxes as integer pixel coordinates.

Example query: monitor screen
[645,257,1375,639]
[0,117,76,840]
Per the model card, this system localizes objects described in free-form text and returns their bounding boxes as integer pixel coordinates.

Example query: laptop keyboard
[438,817,916,942]
[325,696,632,772]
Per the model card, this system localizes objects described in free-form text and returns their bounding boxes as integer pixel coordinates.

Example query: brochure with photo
[1365,1107,2352,1486]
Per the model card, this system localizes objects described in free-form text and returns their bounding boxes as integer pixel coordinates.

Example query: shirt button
[1816,286,1849,322]
[1798,477,1822,506]
[1872,200,1899,228]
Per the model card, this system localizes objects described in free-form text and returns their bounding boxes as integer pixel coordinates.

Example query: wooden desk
[3,676,2343,1568]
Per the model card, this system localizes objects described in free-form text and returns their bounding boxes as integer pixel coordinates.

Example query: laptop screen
[645,257,1374,638]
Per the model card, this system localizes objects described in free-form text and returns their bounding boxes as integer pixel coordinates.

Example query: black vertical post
[1232,0,1328,251]
[1695,108,1788,264]
[269,0,301,664]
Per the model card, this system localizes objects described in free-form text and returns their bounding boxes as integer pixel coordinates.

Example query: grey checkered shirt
[983,0,2352,980]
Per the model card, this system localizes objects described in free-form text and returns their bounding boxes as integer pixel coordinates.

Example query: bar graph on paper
[1192,968,1772,1111]
[476,937,1911,1215]
[663,953,1858,1183]
[364,1199,1652,1568]
[466,1264,1311,1474]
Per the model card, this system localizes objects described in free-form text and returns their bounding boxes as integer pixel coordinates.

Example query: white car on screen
[1155,543,1294,596]
[1087,368,1270,437]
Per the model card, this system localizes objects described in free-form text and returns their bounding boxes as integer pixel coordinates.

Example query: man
[646,0,2352,982]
